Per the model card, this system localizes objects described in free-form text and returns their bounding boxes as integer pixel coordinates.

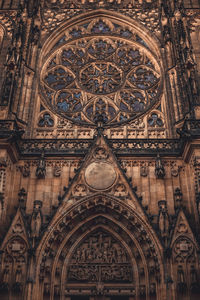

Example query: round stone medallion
[85,161,116,190]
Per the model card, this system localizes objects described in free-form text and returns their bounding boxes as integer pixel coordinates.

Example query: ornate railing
[107,138,183,156]
[18,139,93,156]
[18,138,184,156]
[1,118,200,157]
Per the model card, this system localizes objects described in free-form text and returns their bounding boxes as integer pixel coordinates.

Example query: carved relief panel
[67,229,133,283]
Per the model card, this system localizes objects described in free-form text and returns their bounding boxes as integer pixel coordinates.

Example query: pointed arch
[35,194,165,299]
[39,9,162,63]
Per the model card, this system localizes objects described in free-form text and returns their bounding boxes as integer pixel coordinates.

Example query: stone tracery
[40,17,161,126]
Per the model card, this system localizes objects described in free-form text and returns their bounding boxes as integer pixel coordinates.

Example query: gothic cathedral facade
[0,0,200,300]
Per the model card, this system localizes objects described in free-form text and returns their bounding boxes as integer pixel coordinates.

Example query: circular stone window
[40,17,162,127]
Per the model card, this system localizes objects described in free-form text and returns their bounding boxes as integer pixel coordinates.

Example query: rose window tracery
[40,18,162,126]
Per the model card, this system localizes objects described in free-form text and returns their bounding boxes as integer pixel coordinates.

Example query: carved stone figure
[158,201,169,241]
[140,165,148,177]
[21,163,30,178]
[18,188,27,209]
[174,187,183,212]
[1,72,14,106]
[31,200,43,238]
[36,152,46,179]
[53,165,61,177]
[67,230,132,283]
[155,154,165,179]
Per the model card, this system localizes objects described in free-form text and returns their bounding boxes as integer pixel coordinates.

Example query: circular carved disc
[85,162,116,190]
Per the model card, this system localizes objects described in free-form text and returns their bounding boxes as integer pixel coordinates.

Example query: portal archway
[35,194,164,300]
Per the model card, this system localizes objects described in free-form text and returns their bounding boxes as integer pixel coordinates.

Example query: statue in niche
[31,200,43,238]
[155,154,165,179]
[1,72,14,106]
[20,163,30,178]
[36,152,46,179]
[140,165,148,177]
[53,165,61,177]
[158,200,169,242]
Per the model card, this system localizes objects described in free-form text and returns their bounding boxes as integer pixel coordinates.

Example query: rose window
[40,19,162,126]
[79,62,123,94]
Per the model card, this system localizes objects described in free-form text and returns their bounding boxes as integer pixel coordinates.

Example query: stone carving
[45,0,157,9]
[7,238,26,255]
[18,188,27,209]
[114,183,128,197]
[30,25,40,45]
[94,147,108,160]
[0,169,6,194]
[177,217,188,234]
[73,184,87,197]
[140,165,148,177]
[192,157,200,215]
[20,163,30,178]
[0,158,7,168]
[40,17,161,126]
[173,238,194,262]
[36,152,46,179]
[67,230,132,283]
[12,220,24,235]
[147,112,164,127]
[158,200,169,242]
[174,188,183,213]
[38,112,54,127]
[53,165,61,177]
[171,166,179,177]
[155,154,165,179]
[31,200,43,238]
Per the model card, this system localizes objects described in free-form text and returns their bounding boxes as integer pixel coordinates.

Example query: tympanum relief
[67,230,132,283]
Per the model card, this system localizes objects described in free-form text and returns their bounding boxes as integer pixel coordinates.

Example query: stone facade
[0,0,200,299]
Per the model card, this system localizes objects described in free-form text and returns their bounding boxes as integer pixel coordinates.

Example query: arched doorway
[36,195,164,300]
[64,226,136,299]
